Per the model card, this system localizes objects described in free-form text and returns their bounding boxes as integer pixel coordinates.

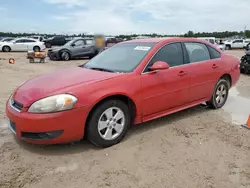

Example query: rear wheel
[225,45,231,50]
[86,100,130,148]
[206,79,229,109]
[2,46,11,52]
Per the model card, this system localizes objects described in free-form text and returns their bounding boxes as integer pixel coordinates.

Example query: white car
[0,38,46,52]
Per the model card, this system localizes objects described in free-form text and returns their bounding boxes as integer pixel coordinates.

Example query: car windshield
[83,42,156,73]
[64,39,76,46]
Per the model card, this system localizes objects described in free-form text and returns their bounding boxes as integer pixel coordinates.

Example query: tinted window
[184,42,210,63]
[209,39,215,44]
[233,40,243,43]
[74,40,84,46]
[207,46,221,59]
[24,39,36,42]
[147,43,183,70]
[84,42,156,73]
[15,40,23,43]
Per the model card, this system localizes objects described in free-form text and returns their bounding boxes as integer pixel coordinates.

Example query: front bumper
[48,50,60,60]
[6,99,89,144]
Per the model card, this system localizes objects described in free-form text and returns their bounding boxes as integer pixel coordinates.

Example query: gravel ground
[0,50,250,188]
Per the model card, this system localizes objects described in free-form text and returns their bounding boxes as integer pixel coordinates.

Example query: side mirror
[149,61,170,71]
[71,43,76,47]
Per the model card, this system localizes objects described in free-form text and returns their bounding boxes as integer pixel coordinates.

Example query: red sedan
[6,38,240,147]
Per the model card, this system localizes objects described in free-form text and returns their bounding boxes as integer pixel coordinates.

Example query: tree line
[1,30,250,39]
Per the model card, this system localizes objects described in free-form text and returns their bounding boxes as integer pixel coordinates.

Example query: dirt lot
[0,50,250,188]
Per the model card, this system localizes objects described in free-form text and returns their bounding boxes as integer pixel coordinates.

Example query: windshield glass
[84,42,156,73]
[64,39,76,46]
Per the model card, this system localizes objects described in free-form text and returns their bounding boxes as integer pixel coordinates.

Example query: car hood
[12,67,122,107]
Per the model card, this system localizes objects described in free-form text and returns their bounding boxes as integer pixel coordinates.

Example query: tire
[60,51,70,61]
[86,99,130,148]
[206,79,229,109]
[240,68,245,74]
[225,45,231,50]
[2,46,11,52]
[33,46,40,52]
[46,43,52,48]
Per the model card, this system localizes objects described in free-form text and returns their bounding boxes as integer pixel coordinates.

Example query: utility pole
[244,25,247,38]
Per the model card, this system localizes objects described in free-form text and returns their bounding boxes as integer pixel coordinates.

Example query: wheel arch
[220,74,232,87]
[85,94,137,134]
[59,48,72,56]
[2,45,11,52]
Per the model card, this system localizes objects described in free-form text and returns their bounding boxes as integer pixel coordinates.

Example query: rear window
[207,46,221,59]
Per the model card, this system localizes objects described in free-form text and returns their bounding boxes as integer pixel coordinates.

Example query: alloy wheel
[98,107,125,141]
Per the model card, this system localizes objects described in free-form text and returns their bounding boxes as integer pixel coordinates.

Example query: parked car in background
[28,36,44,42]
[105,37,123,48]
[48,38,98,61]
[6,38,240,147]
[240,42,250,74]
[224,39,250,50]
[0,37,14,43]
[198,37,225,51]
[0,38,45,52]
[43,36,70,48]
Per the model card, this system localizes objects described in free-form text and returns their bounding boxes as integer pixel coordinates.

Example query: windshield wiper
[87,67,115,73]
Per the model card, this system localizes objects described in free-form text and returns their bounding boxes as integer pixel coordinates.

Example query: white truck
[198,37,225,51]
[224,39,250,50]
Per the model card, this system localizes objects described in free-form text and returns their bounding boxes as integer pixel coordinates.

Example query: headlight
[28,94,77,113]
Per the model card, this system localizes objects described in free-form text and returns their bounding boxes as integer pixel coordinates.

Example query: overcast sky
[0,0,249,35]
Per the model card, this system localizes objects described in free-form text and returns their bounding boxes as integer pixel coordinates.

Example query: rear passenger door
[183,42,223,102]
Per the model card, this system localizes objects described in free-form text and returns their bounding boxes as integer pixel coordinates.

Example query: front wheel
[60,51,70,61]
[206,79,229,109]
[2,46,11,52]
[86,100,130,148]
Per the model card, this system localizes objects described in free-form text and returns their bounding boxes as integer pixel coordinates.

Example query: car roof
[121,37,213,44]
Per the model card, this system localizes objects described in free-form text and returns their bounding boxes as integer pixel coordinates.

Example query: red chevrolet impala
[6,38,240,147]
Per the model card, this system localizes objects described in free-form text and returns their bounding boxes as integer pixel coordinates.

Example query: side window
[85,39,93,45]
[207,45,221,59]
[184,42,210,63]
[24,39,35,43]
[209,39,215,44]
[15,40,23,43]
[233,40,243,43]
[74,40,84,46]
[146,43,183,71]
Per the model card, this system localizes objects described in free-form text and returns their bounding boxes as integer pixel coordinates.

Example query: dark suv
[43,36,70,48]
[240,42,250,74]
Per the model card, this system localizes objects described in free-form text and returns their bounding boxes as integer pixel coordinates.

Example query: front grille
[12,100,24,111]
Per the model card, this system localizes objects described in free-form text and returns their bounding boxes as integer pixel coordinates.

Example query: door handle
[82,46,86,48]
[178,71,187,76]
[212,64,219,69]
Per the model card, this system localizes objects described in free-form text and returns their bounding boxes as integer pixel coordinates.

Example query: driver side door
[12,39,27,51]
[141,42,190,118]
[71,39,85,57]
